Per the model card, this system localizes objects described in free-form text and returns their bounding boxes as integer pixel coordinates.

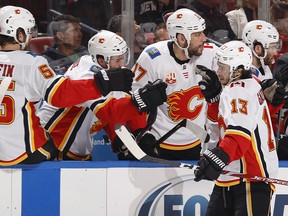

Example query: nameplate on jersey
[145,47,161,59]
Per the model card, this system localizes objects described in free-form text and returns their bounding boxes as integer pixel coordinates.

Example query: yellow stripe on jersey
[58,107,87,151]
[47,77,66,105]
[215,179,241,187]
[159,139,201,150]
[250,133,266,176]
[38,147,51,160]
[0,153,28,166]
[93,97,113,115]
[225,129,251,141]
[246,182,253,216]
[27,102,36,152]
[66,151,91,161]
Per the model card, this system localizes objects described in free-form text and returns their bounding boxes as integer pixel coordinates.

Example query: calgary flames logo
[98,38,105,44]
[90,120,106,134]
[167,86,205,121]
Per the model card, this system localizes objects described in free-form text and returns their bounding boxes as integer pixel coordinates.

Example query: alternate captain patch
[145,47,161,59]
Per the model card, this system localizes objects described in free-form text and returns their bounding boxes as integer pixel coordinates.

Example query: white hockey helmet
[88,30,130,66]
[242,20,279,58]
[214,40,252,78]
[166,8,205,42]
[0,6,37,49]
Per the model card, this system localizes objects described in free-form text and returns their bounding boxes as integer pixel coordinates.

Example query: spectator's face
[61,22,82,49]
[187,31,206,57]
[154,28,169,42]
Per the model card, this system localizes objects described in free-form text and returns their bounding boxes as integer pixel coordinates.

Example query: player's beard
[188,44,204,57]
[264,53,275,66]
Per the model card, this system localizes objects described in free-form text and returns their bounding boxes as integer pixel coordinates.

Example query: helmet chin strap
[16,33,30,50]
[174,35,191,60]
[252,48,269,75]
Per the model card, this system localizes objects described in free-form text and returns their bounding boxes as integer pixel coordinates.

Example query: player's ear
[254,44,264,57]
[176,33,187,48]
[55,31,64,42]
[16,28,26,43]
[97,57,108,69]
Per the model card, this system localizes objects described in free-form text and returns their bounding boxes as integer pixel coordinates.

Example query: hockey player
[0,6,136,165]
[195,41,278,216]
[38,30,167,160]
[131,8,218,160]
[242,20,279,81]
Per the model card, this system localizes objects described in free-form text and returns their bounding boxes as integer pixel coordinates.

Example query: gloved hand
[94,68,134,96]
[132,79,167,112]
[272,83,285,107]
[194,147,229,182]
[274,59,288,86]
[260,79,285,106]
[113,130,157,160]
[196,65,222,103]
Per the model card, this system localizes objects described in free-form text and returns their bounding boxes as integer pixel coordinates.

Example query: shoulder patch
[89,65,102,73]
[145,47,161,59]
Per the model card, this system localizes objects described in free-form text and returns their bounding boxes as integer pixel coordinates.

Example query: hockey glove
[272,83,285,107]
[94,68,134,96]
[274,60,288,86]
[131,79,167,112]
[261,79,286,106]
[196,65,222,103]
[194,147,229,182]
[113,130,158,160]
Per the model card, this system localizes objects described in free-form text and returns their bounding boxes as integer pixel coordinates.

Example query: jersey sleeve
[25,56,102,107]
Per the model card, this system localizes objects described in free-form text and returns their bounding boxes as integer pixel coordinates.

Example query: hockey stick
[153,119,209,147]
[115,124,288,186]
[0,77,11,104]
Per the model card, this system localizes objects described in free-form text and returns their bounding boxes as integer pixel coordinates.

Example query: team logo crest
[98,38,105,43]
[90,120,106,134]
[256,25,262,30]
[167,87,204,121]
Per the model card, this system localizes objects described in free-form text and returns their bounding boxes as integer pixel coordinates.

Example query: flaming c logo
[167,86,204,121]
[238,47,244,52]
[256,25,262,30]
[176,14,183,19]
[15,9,20,14]
[90,120,106,134]
[98,38,105,44]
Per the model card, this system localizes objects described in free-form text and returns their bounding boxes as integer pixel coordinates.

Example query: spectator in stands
[134,0,175,33]
[226,0,258,39]
[270,1,288,58]
[178,0,236,44]
[43,15,88,74]
[107,14,148,62]
[153,22,169,42]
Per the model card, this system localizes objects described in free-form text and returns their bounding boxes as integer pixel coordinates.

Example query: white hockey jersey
[0,51,101,164]
[132,41,217,149]
[216,78,278,186]
[251,64,273,81]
